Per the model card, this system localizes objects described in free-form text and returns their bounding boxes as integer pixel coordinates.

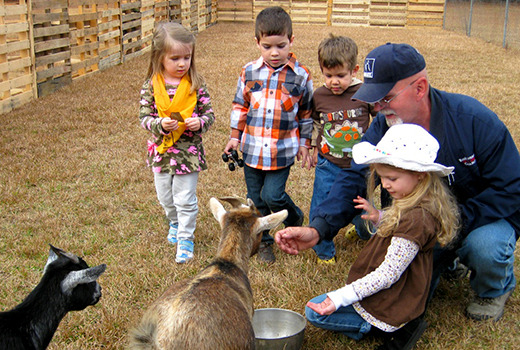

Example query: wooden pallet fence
[153,0,169,22]
[1,0,446,115]
[369,0,408,27]
[197,0,214,31]
[253,0,290,19]
[121,0,142,62]
[98,0,121,70]
[407,0,444,27]
[181,0,197,31]
[331,0,370,26]
[216,0,252,22]
[168,0,182,22]
[69,0,100,79]
[291,0,328,25]
[32,0,72,98]
[1,0,36,114]
[140,0,153,52]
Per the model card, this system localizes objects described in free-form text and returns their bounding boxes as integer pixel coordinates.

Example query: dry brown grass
[0,22,519,349]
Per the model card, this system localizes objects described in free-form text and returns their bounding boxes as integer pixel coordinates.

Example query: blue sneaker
[167,222,178,245]
[175,240,194,263]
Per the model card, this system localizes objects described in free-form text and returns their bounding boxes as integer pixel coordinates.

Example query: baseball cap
[352,43,426,103]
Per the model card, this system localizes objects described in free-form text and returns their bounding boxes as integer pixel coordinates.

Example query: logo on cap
[364,58,375,79]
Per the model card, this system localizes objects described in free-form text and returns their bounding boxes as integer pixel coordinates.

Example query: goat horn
[61,264,107,295]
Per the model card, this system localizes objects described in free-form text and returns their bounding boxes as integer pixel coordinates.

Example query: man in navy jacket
[276,43,520,323]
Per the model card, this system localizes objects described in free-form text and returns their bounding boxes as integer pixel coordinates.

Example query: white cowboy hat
[352,124,454,177]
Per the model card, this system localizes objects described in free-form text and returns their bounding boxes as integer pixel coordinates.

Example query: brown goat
[128,197,288,350]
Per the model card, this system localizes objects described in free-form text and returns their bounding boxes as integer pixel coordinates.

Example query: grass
[0,22,519,349]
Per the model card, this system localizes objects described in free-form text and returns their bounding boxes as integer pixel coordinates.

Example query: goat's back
[129,260,255,350]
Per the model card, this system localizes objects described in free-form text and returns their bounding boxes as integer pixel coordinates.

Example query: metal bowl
[252,308,306,350]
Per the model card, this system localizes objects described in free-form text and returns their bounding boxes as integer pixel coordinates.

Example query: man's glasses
[373,78,419,107]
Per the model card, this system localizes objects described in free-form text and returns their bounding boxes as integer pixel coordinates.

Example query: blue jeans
[310,155,370,259]
[305,294,372,340]
[244,164,303,244]
[431,219,518,300]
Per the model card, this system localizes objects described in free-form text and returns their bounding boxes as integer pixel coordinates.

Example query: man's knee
[460,220,516,268]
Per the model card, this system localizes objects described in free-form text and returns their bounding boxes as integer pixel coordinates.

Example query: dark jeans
[244,164,303,244]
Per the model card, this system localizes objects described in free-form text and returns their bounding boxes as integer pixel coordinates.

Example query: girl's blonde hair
[146,22,204,93]
[366,163,460,246]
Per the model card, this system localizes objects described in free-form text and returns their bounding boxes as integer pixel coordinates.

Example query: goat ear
[44,245,79,275]
[256,209,288,232]
[49,244,80,264]
[210,197,227,226]
[218,196,245,208]
[61,264,107,295]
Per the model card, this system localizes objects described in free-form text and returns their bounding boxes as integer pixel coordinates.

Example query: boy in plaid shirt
[223,6,313,263]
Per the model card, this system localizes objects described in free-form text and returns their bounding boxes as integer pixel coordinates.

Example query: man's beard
[383,111,403,127]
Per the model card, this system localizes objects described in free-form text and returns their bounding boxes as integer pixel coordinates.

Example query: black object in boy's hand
[222,150,244,171]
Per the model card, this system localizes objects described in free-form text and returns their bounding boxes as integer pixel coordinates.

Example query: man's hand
[275,226,320,255]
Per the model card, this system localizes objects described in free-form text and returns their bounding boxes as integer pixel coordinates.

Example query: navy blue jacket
[311,87,520,241]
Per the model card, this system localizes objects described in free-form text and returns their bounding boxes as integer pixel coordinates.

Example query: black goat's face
[68,275,103,311]
[44,245,106,311]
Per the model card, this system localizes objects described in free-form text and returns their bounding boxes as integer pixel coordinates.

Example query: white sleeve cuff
[326,284,360,309]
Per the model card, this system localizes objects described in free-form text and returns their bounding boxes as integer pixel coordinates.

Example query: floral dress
[139,79,215,175]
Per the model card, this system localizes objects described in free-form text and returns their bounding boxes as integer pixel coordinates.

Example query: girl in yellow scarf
[138,22,215,263]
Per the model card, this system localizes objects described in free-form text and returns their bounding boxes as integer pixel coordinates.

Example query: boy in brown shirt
[309,34,376,263]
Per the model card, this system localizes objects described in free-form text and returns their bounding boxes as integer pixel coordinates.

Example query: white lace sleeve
[351,236,419,300]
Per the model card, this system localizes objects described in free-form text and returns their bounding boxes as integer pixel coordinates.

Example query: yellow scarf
[152,73,197,154]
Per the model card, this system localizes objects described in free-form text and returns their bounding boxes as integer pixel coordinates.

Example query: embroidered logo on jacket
[459,154,476,166]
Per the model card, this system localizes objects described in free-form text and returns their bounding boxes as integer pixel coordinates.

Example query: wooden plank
[31,0,68,11]
[71,41,99,55]
[33,24,70,39]
[35,50,71,67]
[36,64,71,81]
[2,40,31,56]
[70,26,98,39]
[33,12,68,24]
[1,21,29,36]
[69,12,99,23]
[1,3,28,17]
[69,0,100,6]
[33,37,69,54]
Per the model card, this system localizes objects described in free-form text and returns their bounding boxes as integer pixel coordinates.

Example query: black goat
[0,245,106,350]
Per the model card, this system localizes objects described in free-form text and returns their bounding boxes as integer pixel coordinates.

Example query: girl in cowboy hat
[305,124,459,348]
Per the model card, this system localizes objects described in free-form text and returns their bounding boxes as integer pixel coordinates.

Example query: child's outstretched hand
[306,296,337,316]
[353,196,380,225]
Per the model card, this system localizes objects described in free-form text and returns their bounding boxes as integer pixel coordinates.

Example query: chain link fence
[443,0,520,51]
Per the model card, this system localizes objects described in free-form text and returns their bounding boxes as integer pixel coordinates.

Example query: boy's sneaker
[466,287,515,321]
[317,256,337,265]
[175,240,194,263]
[258,242,275,264]
[167,222,178,245]
[345,225,358,241]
